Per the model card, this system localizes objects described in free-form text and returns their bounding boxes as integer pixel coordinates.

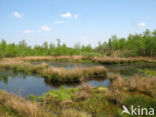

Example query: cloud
[81,36,90,45]
[24,30,34,33]
[137,22,146,27]
[61,12,71,18]
[55,20,65,24]
[81,36,86,40]
[40,25,51,32]
[13,11,24,18]
[38,30,42,32]
[74,14,79,19]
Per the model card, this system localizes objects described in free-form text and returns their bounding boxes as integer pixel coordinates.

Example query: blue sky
[0,0,156,47]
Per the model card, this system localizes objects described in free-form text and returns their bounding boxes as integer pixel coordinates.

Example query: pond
[0,62,155,96]
[31,61,102,70]
[105,63,156,76]
[0,70,110,96]
[30,61,156,75]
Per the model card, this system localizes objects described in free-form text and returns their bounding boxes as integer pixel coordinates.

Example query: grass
[0,71,156,117]
[0,60,107,84]
[0,90,92,117]
[123,95,156,117]
[110,73,156,97]
[0,104,22,117]
[59,109,91,117]
[128,75,156,97]
[0,56,156,116]
[138,68,156,76]
[0,90,55,117]
[42,65,107,83]
[2,56,156,64]
[0,55,155,84]
[123,95,156,111]
[39,86,78,101]
[36,85,121,117]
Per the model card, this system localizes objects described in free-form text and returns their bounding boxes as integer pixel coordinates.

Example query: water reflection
[31,61,101,70]
[0,69,110,96]
[0,62,155,96]
[105,63,156,76]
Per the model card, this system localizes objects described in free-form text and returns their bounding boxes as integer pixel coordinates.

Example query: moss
[74,91,121,116]
[138,68,156,76]
[27,94,37,102]
[0,80,156,117]
[123,95,156,109]
[39,87,78,101]
[0,104,22,117]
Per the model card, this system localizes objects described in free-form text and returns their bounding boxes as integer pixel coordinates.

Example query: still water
[0,70,110,96]
[31,61,101,70]
[0,62,155,96]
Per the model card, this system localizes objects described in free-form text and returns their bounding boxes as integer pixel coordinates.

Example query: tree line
[0,29,156,57]
[97,29,156,57]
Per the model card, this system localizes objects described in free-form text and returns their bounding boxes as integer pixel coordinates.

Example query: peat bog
[0,56,156,117]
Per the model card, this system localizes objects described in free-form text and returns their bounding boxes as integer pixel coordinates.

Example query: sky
[0,0,156,47]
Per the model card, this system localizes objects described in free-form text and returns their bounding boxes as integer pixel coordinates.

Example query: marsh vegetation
[0,72,156,117]
[0,55,155,117]
[0,30,156,117]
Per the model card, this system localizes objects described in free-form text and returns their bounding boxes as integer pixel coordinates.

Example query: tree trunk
[151,50,153,57]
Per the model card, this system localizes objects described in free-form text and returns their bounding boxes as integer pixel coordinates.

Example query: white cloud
[38,30,42,32]
[13,11,24,18]
[74,14,79,19]
[61,12,71,18]
[24,30,34,33]
[40,25,51,32]
[137,22,146,27]
[55,20,65,24]
[81,36,86,40]
[81,36,90,45]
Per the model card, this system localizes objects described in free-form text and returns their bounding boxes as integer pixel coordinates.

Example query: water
[105,63,156,76]
[87,79,110,87]
[0,62,155,96]
[0,70,110,96]
[31,61,101,70]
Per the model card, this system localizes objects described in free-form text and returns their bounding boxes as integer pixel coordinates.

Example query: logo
[122,105,155,116]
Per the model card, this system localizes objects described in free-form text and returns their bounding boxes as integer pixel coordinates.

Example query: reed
[40,66,107,83]
[60,109,91,117]
[110,73,156,97]
[128,75,156,97]
[1,73,155,117]
[0,60,108,84]
[2,56,156,64]
[0,90,55,117]
[91,56,156,64]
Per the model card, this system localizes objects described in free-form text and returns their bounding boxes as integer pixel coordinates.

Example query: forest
[0,29,156,57]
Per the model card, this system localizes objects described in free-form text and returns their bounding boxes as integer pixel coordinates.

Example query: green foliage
[27,94,37,102]
[138,69,156,76]
[123,95,156,112]
[39,87,78,101]
[0,105,22,117]
[0,29,156,57]
[0,39,97,57]
[75,92,119,114]
[96,29,156,57]
[121,95,156,117]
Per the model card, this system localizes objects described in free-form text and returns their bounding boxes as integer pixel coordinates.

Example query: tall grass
[110,73,156,97]
[0,60,108,84]
[128,75,156,97]
[0,90,54,117]
[0,71,156,117]
[2,56,156,64]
